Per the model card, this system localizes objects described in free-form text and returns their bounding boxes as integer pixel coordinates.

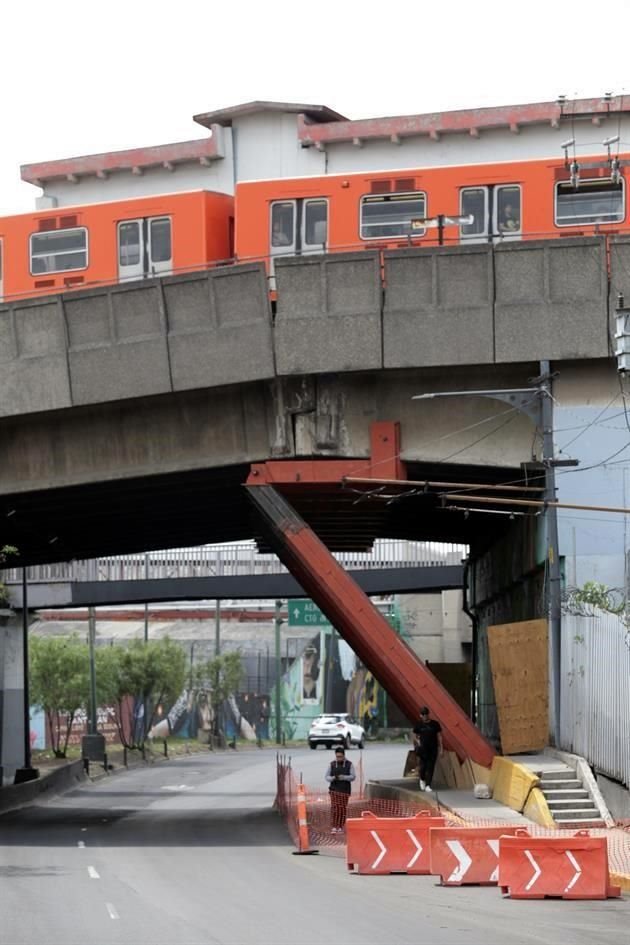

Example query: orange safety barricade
[346,810,446,875]
[499,830,621,900]
[292,782,318,856]
[430,826,527,886]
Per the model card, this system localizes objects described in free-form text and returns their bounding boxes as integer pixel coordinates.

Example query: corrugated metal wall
[561,611,630,788]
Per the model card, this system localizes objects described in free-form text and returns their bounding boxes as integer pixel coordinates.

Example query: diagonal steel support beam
[246,483,495,768]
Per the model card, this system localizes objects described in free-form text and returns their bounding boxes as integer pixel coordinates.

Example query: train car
[0,189,234,303]
[234,153,626,266]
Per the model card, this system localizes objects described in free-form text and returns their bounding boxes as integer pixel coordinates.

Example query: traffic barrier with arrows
[346,810,447,875]
[499,830,621,900]
[429,826,527,886]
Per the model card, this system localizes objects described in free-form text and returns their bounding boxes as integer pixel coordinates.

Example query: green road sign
[288,598,331,627]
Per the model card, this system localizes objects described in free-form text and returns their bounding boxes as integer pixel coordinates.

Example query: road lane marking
[106,903,119,920]
[160,784,194,792]
[81,827,87,832]
[77,841,86,849]
[87,866,100,879]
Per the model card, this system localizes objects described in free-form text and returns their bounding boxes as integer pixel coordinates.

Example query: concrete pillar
[0,613,25,784]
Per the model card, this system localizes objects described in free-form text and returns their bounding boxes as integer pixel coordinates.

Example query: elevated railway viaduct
[1,236,625,777]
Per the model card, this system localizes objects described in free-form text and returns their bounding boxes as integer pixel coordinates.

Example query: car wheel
[344,734,352,749]
[357,737,365,749]
[309,741,317,750]
[326,743,332,750]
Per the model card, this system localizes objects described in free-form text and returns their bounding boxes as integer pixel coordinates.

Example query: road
[0,744,627,945]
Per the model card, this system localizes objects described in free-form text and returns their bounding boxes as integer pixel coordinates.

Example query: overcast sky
[3,1,630,213]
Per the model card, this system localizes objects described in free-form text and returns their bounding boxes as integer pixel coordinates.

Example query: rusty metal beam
[246,482,495,768]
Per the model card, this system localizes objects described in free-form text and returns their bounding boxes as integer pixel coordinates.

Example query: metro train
[0,150,626,302]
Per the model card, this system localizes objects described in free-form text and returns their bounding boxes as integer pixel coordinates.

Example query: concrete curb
[0,760,87,816]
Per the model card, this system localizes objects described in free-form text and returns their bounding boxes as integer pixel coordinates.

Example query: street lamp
[413,363,563,748]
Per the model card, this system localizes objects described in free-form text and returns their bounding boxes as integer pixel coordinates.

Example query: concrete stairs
[539,767,604,828]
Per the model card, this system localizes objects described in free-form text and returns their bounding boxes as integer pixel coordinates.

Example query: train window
[149,218,172,263]
[360,192,426,239]
[555,178,624,226]
[119,222,141,267]
[496,186,521,234]
[29,227,88,274]
[460,188,488,237]
[304,200,328,246]
[271,202,295,248]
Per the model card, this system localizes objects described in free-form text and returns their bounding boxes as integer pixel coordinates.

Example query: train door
[459,185,521,242]
[117,216,172,281]
[269,198,328,285]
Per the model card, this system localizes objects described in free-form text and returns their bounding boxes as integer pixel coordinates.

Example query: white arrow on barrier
[564,850,582,891]
[405,829,423,869]
[487,839,500,882]
[370,830,387,870]
[524,849,542,890]
[446,840,472,882]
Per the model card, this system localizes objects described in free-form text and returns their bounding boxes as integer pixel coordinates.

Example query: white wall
[37,131,235,208]
[232,112,326,182]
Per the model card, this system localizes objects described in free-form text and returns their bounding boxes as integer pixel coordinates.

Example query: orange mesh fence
[274,757,630,876]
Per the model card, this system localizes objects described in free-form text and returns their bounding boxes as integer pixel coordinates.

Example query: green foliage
[194,651,243,735]
[30,635,89,758]
[97,638,187,749]
[0,545,18,607]
[572,581,625,615]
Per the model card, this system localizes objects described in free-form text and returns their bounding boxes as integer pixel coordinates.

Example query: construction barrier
[430,826,528,886]
[346,810,446,875]
[499,830,621,900]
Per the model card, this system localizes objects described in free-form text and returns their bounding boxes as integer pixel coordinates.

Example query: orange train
[0,152,626,302]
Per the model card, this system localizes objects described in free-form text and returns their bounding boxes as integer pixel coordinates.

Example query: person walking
[325,746,356,833]
[412,706,443,793]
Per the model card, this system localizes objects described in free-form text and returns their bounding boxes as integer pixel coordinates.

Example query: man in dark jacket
[325,747,356,832]
[412,706,443,793]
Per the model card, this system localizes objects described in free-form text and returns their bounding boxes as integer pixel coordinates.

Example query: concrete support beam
[0,615,25,784]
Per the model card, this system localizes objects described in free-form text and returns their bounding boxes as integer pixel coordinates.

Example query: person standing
[412,706,443,793]
[325,746,356,832]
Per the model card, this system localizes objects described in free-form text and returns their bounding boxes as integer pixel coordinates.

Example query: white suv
[308,713,365,750]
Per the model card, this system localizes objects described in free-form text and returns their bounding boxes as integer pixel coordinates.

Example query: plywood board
[487,618,548,754]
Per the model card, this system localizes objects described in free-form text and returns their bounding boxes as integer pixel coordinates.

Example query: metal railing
[2,539,466,585]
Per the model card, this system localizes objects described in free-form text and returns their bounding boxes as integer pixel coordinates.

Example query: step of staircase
[554,816,605,828]
[539,778,582,791]
[547,800,596,813]
[539,768,575,780]
[544,789,590,802]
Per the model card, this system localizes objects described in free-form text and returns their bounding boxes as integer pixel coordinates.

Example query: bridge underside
[2,457,528,569]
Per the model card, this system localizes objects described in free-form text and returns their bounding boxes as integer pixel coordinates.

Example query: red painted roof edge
[21,131,223,185]
[298,96,630,144]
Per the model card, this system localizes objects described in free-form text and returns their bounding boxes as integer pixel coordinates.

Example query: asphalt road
[0,744,627,945]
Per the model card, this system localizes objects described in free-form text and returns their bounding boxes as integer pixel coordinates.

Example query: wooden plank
[487,618,548,754]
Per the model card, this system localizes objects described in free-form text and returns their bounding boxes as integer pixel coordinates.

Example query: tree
[195,651,243,738]
[570,581,625,616]
[30,635,89,758]
[0,545,18,607]
[97,637,187,749]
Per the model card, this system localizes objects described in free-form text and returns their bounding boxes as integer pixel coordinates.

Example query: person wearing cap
[325,746,356,833]
[412,706,443,792]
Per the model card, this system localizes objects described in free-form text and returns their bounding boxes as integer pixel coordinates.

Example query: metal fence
[2,539,467,585]
[561,611,630,789]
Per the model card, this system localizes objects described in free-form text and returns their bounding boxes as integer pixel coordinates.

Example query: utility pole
[143,552,149,643]
[14,568,38,783]
[540,361,562,748]
[87,606,98,736]
[214,599,221,657]
[274,599,283,744]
